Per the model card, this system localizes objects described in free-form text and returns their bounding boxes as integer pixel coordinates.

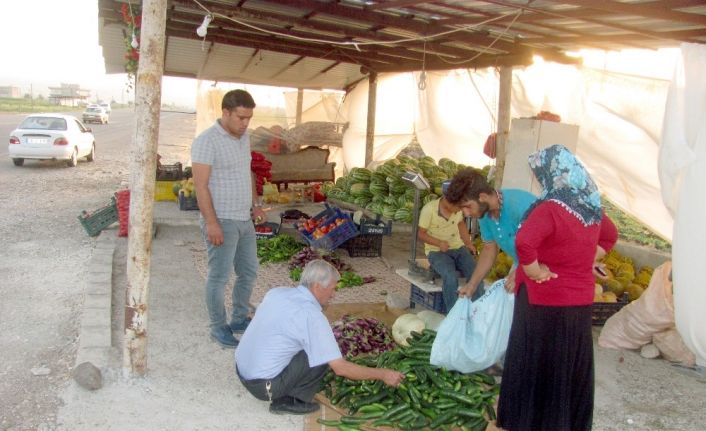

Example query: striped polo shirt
[191,120,252,221]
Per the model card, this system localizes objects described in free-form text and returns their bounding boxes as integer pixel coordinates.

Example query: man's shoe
[269,397,320,415]
[210,325,238,348]
[229,317,252,334]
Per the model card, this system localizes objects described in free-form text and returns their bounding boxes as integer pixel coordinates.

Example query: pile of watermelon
[325,155,476,223]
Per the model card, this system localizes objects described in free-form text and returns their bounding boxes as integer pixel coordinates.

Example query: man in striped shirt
[192,89,266,348]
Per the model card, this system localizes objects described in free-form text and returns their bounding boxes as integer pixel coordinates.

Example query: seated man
[418,178,480,311]
[235,260,405,415]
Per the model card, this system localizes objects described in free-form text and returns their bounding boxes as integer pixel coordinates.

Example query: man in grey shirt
[192,89,266,348]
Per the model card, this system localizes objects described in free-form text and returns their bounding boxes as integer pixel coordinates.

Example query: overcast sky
[0,0,219,108]
[0,0,679,109]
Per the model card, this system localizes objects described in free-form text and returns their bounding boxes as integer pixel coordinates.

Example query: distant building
[48,83,91,107]
[0,86,21,98]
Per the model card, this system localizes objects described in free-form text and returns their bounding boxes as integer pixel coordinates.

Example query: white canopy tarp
[192,52,677,242]
[337,58,674,242]
[658,43,706,367]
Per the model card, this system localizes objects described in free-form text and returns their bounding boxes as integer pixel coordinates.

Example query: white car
[99,103,112,113]
[82,106,109,124]
[8,114,96,167]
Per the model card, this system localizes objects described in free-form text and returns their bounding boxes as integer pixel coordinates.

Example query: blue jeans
[428,247,479,311]
[200,218,258,329]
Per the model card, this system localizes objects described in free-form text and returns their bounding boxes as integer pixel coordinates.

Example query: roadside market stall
[97,0,706,385]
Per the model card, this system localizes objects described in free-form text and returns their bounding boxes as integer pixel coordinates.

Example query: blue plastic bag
[430,279,515,373]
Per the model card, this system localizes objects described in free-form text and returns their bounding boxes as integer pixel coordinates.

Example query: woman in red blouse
[496,145,618,431]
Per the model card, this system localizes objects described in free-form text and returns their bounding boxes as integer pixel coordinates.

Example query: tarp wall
[193,51,681,243]
[282,90,345,127]
[337,58,675,241]
[658,43,706,366]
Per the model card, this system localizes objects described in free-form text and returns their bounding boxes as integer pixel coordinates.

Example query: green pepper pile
[320,330,498,431]
[256,235,305,264]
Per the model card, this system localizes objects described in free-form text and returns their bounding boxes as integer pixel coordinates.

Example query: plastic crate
[255,222,280,240]
[359,216,392,235]
[341,233,383,257]
[156,162,183,181]
[178,191,199,210]
[78,198,118,237]
[155,180,178,202]
[409,284,447,314]
[297,204,358,250]
[592,293,630,325]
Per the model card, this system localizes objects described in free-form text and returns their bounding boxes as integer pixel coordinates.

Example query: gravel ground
[2,110,704,431]
[0,110,193,431]
[191,246,411,308]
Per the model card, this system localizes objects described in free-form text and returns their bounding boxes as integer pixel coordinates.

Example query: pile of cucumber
[319,330,498,431]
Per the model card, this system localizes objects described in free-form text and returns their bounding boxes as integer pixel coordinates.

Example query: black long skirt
[496,284,594,431]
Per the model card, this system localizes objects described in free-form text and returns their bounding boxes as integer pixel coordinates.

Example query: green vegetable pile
[288,248,375,290]
[256,235,305,264]
[320,330,498,431]
[337,271,364,290]
[326,155,489,223]
[603,199,671,252]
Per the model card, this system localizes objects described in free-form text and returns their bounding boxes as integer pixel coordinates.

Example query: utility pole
[123,0,167,377]
[494,67,512,189]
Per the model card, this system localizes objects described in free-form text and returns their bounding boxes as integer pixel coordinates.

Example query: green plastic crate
[78,198,119,237]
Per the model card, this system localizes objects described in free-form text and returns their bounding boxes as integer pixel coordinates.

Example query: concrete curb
[75,232,115,373]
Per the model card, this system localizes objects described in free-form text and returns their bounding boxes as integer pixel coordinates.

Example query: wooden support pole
[494,66,512,189]
[295,88,304,126]
[365,72,377,168]
[123,0,167,377]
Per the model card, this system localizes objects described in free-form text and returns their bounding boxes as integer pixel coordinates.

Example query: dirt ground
[0,110,193,431]
[2,110,705,431]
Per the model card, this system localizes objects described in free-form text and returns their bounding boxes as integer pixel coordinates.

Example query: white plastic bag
[430,279,515,373]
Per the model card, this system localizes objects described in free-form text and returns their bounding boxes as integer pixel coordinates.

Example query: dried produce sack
[599,261,674,349]
[430,279,514,373]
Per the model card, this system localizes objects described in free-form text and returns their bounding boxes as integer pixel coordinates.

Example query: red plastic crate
[115,189,130,237]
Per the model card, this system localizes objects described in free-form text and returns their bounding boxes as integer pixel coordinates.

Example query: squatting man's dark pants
[238,350,328,403]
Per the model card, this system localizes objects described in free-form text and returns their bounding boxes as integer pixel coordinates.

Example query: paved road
[0,109,195,431]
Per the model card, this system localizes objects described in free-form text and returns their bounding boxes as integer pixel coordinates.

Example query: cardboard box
[304,392,502,431]
[304,393,396,431]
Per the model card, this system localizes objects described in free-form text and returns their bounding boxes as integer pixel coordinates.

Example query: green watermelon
[394,208,412,222]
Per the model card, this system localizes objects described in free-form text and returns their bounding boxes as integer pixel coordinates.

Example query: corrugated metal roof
[97,0,706,90]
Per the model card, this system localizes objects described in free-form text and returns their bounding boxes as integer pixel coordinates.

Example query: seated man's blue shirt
[235,286,342,380]
[478,188,536,263]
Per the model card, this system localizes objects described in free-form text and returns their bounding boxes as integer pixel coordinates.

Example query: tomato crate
[592,293,630,325]
[178,191,198,211]
[297,204,358,250]
[409,284,447,314]
[78,198,119,237]
[255,222,280,240]
[156,162,183,181]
